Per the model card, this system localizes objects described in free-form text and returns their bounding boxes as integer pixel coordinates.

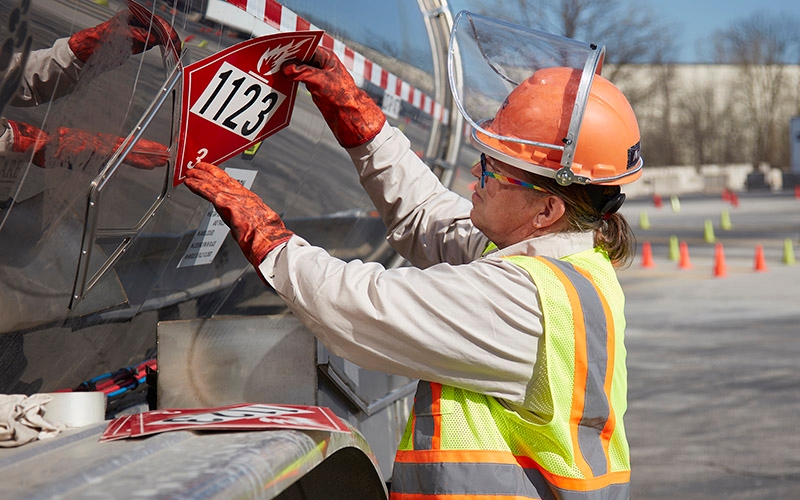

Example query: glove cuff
[250,231,294,268]
[68,26,105,63]
[315,89,386,149]
[8,120,48,167]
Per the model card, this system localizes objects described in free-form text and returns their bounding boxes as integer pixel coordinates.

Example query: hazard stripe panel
[224,0,448,124]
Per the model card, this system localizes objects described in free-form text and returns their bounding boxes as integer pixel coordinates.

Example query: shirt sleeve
[10,38,83,107]
[260,236,543,406]
[347,123,489,269]
[260,122,551,406]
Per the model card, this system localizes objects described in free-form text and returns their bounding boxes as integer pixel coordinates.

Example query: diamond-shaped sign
[100,403,350,442]
[175,31,322,186]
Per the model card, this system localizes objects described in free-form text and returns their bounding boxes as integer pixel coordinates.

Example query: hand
[184,162,293,267]
[8,120,169,170]
[68,9,182,63]
[282,46,386,148]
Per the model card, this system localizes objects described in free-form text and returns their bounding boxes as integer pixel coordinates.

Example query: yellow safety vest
[390,248,630,499]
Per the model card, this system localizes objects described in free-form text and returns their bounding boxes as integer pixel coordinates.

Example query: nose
[470,159,481,180]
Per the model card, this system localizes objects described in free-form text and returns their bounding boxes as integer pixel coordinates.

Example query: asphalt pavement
[618,190,800,498]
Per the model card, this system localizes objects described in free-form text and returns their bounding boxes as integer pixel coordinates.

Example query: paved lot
[618,191,800,498]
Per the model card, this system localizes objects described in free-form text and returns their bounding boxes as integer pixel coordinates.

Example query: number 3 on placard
[187,148,208,169]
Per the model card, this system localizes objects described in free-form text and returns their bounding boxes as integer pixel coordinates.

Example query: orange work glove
[282,46,386,149]
[8,120,169,170]
[184,162,293,268]
[68,9,181,63]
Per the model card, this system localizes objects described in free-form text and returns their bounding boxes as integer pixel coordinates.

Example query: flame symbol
[257,41,306,76]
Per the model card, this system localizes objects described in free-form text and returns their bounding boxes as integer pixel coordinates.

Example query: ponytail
[520,173,636,268]
[595,212,636,268]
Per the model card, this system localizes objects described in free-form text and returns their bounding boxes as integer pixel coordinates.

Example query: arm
[3,119,169,170]
[183,162,542,405]
[10,38,82,107]
[11,9,181,107]
[349,124,487,267]
[283,47,488,267]
[262,237,543,405]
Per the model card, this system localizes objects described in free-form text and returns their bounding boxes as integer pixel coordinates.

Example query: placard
[101,403,350,442]
[175,31,322,186]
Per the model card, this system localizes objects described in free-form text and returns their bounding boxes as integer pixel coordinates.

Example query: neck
[492,225,559,249]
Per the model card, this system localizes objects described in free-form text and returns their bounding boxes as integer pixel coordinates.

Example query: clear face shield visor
[448,11,630,186]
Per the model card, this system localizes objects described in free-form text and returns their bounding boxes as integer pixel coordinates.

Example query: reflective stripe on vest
[392,452,630,499]
[540,257,614,478]
[391,251,629,500]
[411,379,441,451]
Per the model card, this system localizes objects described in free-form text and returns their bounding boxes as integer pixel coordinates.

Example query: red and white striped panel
[224,0,448,125]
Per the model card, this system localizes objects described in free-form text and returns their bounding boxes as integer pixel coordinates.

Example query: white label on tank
[0,152,27,202]
[178,167,258,267]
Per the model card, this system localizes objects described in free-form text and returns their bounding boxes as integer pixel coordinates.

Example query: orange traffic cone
[653,194,663,208]
[754,244,768,272]
[678,241,692,269]
[713,242,727,278]
[641,241,655,268]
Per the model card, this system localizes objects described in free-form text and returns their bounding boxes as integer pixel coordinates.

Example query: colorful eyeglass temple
[480,154,551,193]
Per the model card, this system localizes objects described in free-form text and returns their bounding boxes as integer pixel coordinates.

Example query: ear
[532,195,566,229]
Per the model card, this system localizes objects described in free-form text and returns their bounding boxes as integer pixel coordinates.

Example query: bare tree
[639,64,679,166]
[672,83,749,166]
[710,12,800,168]
[472,0,679,91]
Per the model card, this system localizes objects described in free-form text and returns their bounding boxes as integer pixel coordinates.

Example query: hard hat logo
[628,141,642,170]
[448,11,644,186]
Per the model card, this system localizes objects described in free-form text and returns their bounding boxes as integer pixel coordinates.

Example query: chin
[469,211,485,233]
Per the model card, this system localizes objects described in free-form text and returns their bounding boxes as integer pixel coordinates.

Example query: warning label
[178,167,258,267]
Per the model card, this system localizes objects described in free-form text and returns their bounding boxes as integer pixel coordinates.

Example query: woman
[185,15,641,499]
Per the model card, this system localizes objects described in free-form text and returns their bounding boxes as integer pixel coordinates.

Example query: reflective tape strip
[392,458,631,499]
[392,460,550,498]
[539,258,611,478]
[412,381,441,450]
[395,450,630,491]
[572,266,618,463]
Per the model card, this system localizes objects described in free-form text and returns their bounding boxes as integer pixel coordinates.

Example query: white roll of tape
[43,392,107,427]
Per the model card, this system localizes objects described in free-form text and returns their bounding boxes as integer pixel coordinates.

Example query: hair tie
[600,193,626,220]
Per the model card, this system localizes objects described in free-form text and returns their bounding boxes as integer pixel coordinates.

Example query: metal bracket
[70,66,181,309]
[319,362,417,417]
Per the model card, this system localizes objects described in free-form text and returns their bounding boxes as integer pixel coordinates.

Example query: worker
[184,16,642,499]
[0,8,179,172]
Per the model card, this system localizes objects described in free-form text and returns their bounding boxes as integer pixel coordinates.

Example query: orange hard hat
[472,67,643,186]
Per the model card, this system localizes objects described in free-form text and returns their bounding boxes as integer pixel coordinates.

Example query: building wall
[608,64,800,169]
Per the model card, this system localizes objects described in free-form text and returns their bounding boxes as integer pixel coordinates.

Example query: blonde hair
[524,175,636,268]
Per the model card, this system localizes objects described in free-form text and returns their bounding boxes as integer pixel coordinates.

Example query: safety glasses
[480,154,551,193]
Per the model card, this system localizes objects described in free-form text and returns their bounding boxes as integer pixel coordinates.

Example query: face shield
[448,11,642,186]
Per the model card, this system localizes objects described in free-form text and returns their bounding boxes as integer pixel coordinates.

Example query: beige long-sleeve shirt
[0,37,84,152]
[260,123,594,409]
[11,37,84,108]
